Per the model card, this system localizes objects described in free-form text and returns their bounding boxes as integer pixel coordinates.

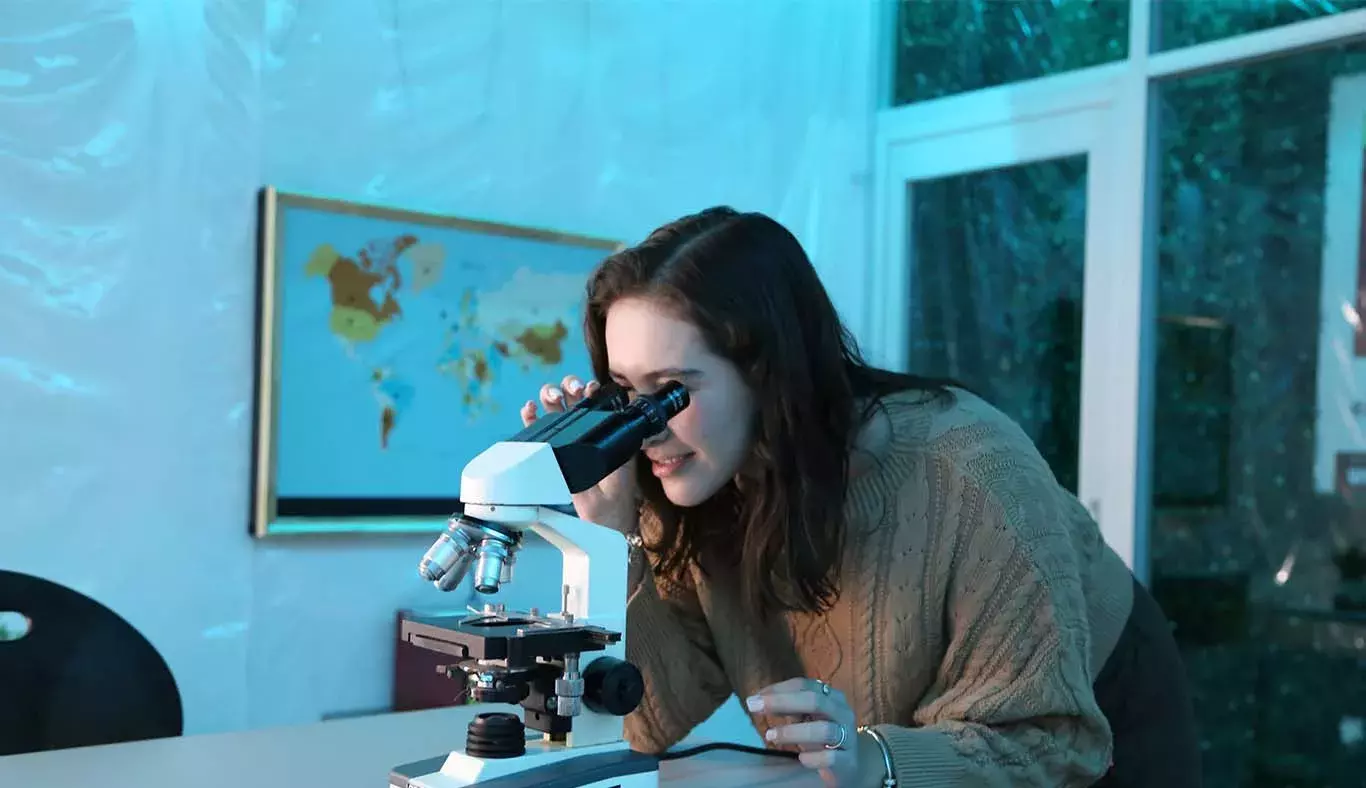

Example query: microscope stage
[401,612,619,666]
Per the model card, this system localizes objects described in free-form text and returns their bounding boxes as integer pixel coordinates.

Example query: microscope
[390,382,689,788]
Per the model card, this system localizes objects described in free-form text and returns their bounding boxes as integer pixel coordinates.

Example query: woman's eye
[630,382,688,400]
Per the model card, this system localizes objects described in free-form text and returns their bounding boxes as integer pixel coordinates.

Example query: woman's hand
[747,678,881,787]
[521,374,639,534]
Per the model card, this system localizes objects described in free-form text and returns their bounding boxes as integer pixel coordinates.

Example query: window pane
[1148,43,1366,788]
[1156,0,1366,52]
[892,0,1130,106]
[907,157,1088,492]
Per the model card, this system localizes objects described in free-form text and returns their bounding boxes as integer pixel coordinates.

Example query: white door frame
[869,0,1366,580]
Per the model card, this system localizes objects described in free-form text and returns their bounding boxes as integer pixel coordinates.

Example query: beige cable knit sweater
[623,388,1134,786]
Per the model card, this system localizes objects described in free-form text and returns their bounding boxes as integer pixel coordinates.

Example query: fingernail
[567,380,584,395]
[745,695,764,712]
[547,389,562,402]
[764,729,776,742]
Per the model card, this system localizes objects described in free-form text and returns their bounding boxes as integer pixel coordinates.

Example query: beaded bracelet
[857,726,898,788]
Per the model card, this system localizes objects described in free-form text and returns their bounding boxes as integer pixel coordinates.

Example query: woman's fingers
[746,685,845,719]
[542,375,593,412]
[560,375,587,406]
[764,720,844,749]
[539,383,566,412]
[520,400,538,427]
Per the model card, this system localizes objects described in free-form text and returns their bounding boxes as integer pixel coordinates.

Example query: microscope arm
[527,508,632,625]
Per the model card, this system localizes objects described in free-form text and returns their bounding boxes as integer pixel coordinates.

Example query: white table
[0,705,815,787]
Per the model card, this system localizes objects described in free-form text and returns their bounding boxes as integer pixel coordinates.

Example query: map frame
[250,186,622,538]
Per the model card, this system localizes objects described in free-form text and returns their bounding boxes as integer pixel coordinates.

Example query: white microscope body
[392,383,687,788]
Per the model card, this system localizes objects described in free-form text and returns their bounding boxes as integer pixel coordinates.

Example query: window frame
[869,1,1366,579]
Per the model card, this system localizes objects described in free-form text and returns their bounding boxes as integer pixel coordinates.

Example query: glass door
[870,81,1135,565]
[1139,43,1366,787]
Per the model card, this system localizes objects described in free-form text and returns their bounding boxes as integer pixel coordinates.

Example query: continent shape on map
[407,242,445,294]
[305,235,587,448]
[436,265,585,415]
[304,235,414,343]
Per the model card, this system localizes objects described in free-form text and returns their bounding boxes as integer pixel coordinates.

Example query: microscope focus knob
[581,656,645,717]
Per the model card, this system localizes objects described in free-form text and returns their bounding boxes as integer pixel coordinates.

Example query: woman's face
[604,297,755,507]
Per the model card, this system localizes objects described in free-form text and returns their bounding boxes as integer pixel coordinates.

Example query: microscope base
[391,740,660,788]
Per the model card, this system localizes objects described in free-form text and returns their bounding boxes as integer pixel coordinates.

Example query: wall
[0,0,879,739]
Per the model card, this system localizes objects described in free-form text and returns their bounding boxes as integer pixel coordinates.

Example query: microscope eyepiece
[627,381,689,429]
[555,381,690,494]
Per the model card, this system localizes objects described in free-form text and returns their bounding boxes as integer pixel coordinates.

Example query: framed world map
[251,187,621,536]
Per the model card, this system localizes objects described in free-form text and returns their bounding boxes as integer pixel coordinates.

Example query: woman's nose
[642,426,670,446]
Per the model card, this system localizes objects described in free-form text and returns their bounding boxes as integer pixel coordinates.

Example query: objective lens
[473,538,512,595]
[419,517,478,591]
[434,551,476,592]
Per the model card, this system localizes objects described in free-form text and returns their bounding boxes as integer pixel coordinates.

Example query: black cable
[658,741,799,761]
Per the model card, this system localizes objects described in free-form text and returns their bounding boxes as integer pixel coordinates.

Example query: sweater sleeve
[622,561,734,754]
[869,462,1113,787]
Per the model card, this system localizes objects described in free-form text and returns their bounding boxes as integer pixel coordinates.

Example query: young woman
[520,207,1200,787]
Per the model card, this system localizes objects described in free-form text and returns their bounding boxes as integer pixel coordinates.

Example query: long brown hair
[584,207,951,618]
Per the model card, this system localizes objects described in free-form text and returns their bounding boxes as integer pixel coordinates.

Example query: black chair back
[0,570,183,755]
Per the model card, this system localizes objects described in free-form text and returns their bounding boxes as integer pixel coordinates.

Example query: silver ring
[824,723,848,750]
[816,679,831,696]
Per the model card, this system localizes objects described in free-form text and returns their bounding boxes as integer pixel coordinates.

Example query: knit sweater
[623,388,1134,786]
